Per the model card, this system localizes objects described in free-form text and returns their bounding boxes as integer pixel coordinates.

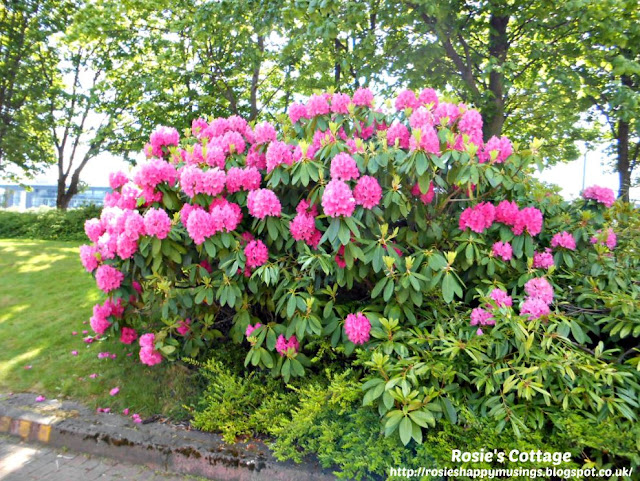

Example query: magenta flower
[344,313,372,345]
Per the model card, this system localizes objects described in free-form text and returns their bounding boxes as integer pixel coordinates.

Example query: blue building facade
[0,185,110,209]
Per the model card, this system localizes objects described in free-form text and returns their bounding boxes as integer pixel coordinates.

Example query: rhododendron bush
[81,88,640,447]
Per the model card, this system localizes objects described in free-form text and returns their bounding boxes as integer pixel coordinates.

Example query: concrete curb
[0,393,336,481]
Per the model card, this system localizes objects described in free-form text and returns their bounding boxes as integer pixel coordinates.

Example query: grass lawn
[0,239,197,418]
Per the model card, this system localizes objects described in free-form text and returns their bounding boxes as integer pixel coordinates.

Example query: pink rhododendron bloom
[254,122,277,144]
[352,87,374,107]
[110,387,120,396]
[411,181,435,204]
[133,158,178,190]
[275,335,300,357]
[288,103,308,124]
[492,241,513,261]
[205,145,226,169]
[418,88,439,107]
[458,109,483,136]
[395,89,419,110]
[85,218,105,243]
[433,102,460,125]
[409,126,440,154]
[512,207,543,236]
[149,126,180,157]
[582,185,615,208]
[330,153,360,181]
[95,265,124,293]
[331,93,351,114]
[322,179,356,217]
[139,333,162,366]
[591,228,617,249]
[245,323,262,338]
[186,209,215,245]
[247,189,282,219]
[521,297,550,320]
[354,175,382,209]
[244,240,269,269]
[192,118,208,137]
[524,277,554,304]
[551,231,576,250]
[409,107,434,130]
[459,202,495,233]
[306,94,331,117]
[245,145,266,169]
[344,312,371,345]
[120,327,138,345]
[177,319,191,336]
[226,166,261,193]
[479,136,513,163]
[533,249,554,269]
[386,123,410,149]
[210,199,242,233]
[489,288,513,308]
[290,212,318,243]
[143,208,172,239]
[109,171,129,190]
[80,244,100,272]
[266,141,294,172]
[470,307,495,326]
[495,200,519,226]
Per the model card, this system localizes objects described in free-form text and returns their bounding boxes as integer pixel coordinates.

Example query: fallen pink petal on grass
[132,413,142,423]
[123,408,130,415]
[35,395,45,402]
[110,353,117,359]
[71,350,78,356]
[110,387,120,396]
[24,365,32,370]
[89,373,98,379]
[82,330,88,334]
[72,331,78,335]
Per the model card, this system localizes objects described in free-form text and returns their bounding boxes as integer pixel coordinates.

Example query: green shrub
[0,205,101,241]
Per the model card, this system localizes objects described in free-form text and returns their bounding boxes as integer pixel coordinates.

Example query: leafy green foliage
[0,205,101,241]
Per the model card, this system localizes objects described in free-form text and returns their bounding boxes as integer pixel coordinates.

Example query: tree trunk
[617,118,630,202]
[483,12,509,141]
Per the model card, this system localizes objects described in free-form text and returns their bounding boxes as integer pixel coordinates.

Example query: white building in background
[0,184,110,209]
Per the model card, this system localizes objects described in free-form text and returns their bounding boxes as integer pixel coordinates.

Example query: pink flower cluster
[533,249,554,269]
[354,176,382,209]
[411,182,435,204]
[521,277,554,320]
[459,202,495,233]
[489,288,513,308]
[120,327,138,344]
[330,153,360,181]
[275,335,300,357]
[90,298,123,335]
[247,189,282,219]
[245,323,262,338]
[144,208,172,239]
[148,126,180,157]
[470,307,495,336]
[550,231,576,250]
[95,265,124,293]
[478,136,513,163]
[591,228,617,249]
[185,200,242,244]
[322,179,356,217]
[290,201,322,248]
[492,241,513,261]
[344,312,371,345]
[139,333,162,366]
[177,318,191,336]
[244,240,269,269]
[582,185,615,208]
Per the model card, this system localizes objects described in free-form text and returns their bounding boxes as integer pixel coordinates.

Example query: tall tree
[0,0,67,178]
[578,0,639,201]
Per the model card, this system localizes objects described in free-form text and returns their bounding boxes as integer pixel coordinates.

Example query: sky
[24,142,638,203]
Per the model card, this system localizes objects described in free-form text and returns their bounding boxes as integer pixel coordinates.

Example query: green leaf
[399,417,413,446]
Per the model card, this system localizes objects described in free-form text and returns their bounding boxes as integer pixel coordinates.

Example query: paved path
[0,435,200,481]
